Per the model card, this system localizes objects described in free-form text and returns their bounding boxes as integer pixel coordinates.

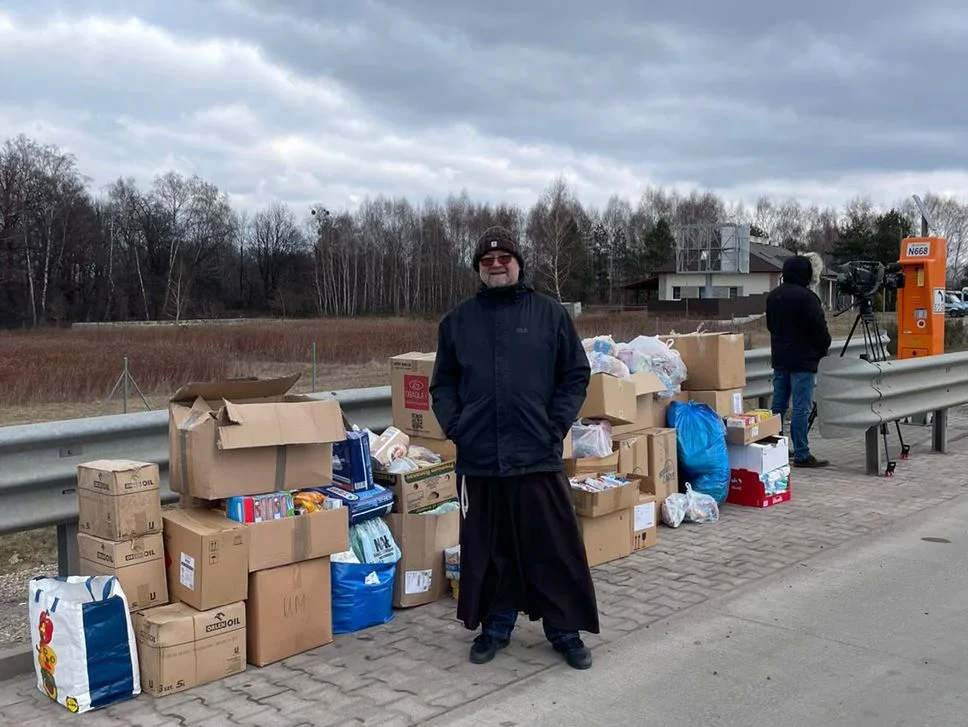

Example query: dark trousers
[482,610,578,646]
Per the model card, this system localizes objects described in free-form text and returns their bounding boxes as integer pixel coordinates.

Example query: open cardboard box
[168,374,346,500]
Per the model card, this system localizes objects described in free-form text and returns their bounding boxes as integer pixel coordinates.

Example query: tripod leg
[895,420,910,459]
[881,423,897,476]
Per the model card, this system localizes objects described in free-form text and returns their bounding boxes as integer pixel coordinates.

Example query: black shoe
[553,637,592,670]
[469,633,509,664]
[793,455,829,468]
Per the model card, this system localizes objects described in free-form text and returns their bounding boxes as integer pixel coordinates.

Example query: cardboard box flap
[134,603,198,647]
[170,374,301,405]
[216,399,345,450]
[628,372,666,397]
[163,507,248,536]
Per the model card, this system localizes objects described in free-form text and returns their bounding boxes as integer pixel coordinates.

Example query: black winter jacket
[430,279,590,477]
[766,256,832,373]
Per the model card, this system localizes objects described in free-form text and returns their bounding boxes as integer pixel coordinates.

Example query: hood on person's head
[782,255,814,287]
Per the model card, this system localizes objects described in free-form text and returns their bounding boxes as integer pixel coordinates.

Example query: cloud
[0,1,966,217]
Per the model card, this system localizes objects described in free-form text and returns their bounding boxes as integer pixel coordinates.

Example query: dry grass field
[0,311,789,425]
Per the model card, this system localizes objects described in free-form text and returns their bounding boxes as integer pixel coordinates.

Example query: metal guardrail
[815,349,968,475]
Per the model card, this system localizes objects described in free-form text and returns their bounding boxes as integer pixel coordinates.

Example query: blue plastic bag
[331,561,396,635]
[668,400,730,504]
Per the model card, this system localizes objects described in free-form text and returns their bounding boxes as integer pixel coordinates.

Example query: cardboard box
[391,352,445,439]
[651,392,689,429]
[614,433,649,476]
[578,508,632,567]
[373,461,459,514]
[163,509,250,612]
[571,478,639,518]
[611,373,669,436]
[246,508,349,572]
[133,601,245,697]
[727,468,792,508]
[77,460,162,542]
[77,533,168,611]
[634,429,678,504]
[168,374,345,500]
[564,447,620,477]
[670,332,746,391]
[246,557,333,666]
[631,494,658,551]
[578,374,637,425]
[690,389,745,418]
[725,413,782,445]
[727,436,790,474]
[386,509,460,608]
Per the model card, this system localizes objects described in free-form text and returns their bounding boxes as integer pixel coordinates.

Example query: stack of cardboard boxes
[367,352,462,608]
[672,332,748,419]
[565,370,671,565]
[76,459,168,614]
[77,374,353,697]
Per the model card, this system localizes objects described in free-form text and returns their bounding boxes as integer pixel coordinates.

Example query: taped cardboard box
[168,374,345,500]
[373,461,458,514]
[564,446,620,477]
[578,508,632,567]
[387,508,460,608]
[614,433,649,476]
[246,557,333,666]
[245,507,349,572]
[610,372,668,436]
[133,600,245,697]
[669,332,746,391]
[391,352,445,439]
[689,389,745,418]
[163,508,250,612]
[629,428,678,505]
[77,459,162,542]
[578,373,637,424]
[571,476,639,518]
[631,494,658,552]
[77,532,168,611]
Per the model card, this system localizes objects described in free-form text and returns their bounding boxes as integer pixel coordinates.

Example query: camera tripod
[807,296,909,475]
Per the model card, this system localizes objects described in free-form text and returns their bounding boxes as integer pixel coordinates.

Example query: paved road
[1,420,967,725]
[434,488,968,726]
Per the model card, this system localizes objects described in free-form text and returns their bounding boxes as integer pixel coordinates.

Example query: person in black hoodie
[766,255,832,467]
[430,225,599,670]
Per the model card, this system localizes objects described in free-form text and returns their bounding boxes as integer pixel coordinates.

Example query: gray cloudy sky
[1,0,965,214]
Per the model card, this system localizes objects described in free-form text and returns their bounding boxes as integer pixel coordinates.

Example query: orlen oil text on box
[390,352,446,439]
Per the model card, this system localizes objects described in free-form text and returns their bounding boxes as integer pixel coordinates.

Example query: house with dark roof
[623,241,796,305]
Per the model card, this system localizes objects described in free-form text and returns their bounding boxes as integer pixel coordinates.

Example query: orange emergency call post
[896,236,947,358]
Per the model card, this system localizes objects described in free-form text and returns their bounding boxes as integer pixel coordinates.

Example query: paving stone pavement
[3,418,968,726]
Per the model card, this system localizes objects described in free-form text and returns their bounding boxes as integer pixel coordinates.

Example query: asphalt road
[431,491,968,727]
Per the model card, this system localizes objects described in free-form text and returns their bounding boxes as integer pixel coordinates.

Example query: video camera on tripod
[833,260,905,309]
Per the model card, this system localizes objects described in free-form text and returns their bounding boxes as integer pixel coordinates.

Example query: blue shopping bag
[331,561,396,635]
[28,575,140,713]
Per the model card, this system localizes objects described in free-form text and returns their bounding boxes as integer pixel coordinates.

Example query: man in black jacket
[766,255,832,468]
[430,225,599,670]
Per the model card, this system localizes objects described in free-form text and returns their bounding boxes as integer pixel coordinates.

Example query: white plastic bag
[625,335,688,394]
[683,483,720,523]
[28,575,140,713]
[586,351,631,378]
[571,420,613,458]
[661,493,687,528]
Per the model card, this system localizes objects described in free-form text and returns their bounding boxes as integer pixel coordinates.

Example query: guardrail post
[932,408,948,453]
[57,522,79,577]
[757,395,770,409]
[865,426,880,475]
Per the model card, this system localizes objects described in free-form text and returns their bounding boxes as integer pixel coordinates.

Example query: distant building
[623,240,795,305]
